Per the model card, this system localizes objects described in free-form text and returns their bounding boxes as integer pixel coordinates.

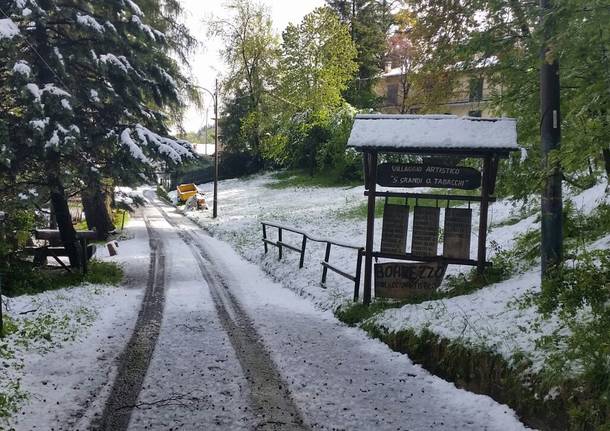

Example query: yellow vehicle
[176,183,198,203]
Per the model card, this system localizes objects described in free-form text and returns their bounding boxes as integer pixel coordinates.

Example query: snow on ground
[4,219,148,430]
[186,173,539,309]
[185,173,608,373]
[128,205,256,430]
[155,196,530,430]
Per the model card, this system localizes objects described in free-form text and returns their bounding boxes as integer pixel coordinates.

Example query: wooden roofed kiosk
[347,114,520,305]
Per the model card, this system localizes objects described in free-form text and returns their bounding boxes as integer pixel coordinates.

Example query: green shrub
[156,185,172,203]
[0,379,26,422]
[336,300,407,326]
[536,250,610,429]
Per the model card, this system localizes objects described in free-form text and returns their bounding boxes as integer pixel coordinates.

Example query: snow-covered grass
[184,173,609,375]
[1,219,148,428]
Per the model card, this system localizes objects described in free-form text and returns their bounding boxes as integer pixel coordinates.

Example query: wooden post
[363,151,378,305]
[354,249,363,302]
[299,235,307,268]
[321,242,332,286]
[477,156,492,273]
[278,228,283,261]
[262,224,268,253]
[81,239,89,275]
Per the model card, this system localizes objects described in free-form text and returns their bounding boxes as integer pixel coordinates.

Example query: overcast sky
[179,0,325,132]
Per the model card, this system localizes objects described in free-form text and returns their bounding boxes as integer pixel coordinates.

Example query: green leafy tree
[279,7,358,112]
[272,7,358,174]
[209,0,280,170]
[383,10,455,115]
[407,0,610,199]
[326,0,394,108]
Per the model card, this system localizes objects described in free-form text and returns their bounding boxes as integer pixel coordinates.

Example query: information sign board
[377,163,481,190]
[443,208,472,259]
[380,204,409,255]
[411,207,440,256]
[375,261,447,299]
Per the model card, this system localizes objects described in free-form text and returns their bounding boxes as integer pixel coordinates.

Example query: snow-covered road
[94,191,529,431]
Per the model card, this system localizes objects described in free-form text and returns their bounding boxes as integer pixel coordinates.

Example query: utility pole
[213,78,219,219]
[540,0,563,278]
[0,211,5,337]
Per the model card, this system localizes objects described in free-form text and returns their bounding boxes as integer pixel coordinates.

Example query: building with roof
[374,63,495,118]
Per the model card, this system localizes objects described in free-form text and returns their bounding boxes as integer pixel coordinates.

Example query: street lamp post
[0,211,5,337]
[213,79,219,219]
[200,80,220,219]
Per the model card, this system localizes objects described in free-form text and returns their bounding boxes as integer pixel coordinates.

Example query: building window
[468,110,482,117]
[386,84,398,106]
[469,78,484,102]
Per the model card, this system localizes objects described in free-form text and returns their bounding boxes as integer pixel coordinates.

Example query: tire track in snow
[146,191,309,431]
[93,213,166,431]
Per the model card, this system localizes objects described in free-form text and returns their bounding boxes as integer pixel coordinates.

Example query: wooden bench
[25,229,97,274]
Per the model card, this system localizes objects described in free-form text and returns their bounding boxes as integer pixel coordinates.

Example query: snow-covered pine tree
[0,0,198,251]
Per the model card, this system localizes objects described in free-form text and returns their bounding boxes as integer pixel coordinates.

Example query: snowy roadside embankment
[186,174,541,309]
[2,219,148,430]
[184,173,609,374]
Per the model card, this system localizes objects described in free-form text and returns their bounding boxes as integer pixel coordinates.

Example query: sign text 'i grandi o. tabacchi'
[377,163,482,190]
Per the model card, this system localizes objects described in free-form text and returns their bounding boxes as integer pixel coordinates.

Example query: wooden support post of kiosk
[363,151,378,305]
[477,156,492,274]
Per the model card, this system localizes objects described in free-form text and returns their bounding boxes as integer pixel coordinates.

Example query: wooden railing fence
[261,221,364,301]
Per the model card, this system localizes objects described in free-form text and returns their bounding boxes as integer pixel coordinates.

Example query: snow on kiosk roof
[347,114,519,155]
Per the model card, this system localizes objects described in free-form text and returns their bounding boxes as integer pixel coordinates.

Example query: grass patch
[74,219,88,231]
[336,300,408,326]
[444,244,516,295]
[156,185,172,204]
[113,210,130,230]
[84,260,123,285]
[74,209,129,232]
[266,170,361,189]
[3,260,123,297]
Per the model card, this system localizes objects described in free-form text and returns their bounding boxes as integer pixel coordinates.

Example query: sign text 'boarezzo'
[375,262,447,299]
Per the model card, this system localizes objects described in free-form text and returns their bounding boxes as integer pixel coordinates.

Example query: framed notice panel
[380,204,409,255]
[375,261,447,299]
[411,207,440,256]
[443,208,472,259]
[377,163,481,189]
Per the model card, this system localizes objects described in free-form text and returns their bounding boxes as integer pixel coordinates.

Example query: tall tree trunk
[35,0,80,268]
[82,178,115,241]
[47,154,81,268]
